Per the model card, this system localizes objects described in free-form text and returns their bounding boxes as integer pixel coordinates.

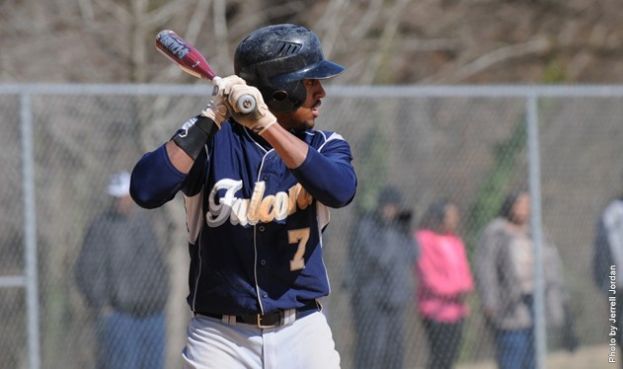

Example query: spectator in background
[348,186,418,369]
[415,199,473,369]
[594,191,623,367]
[74,171,169,369]
[474,191,573,369]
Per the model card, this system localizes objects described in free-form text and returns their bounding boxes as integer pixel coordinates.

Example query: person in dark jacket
[75,171,169,369]
[348,186,418,369]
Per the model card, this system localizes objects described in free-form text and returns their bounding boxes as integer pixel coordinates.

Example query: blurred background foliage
[2,0,623,85]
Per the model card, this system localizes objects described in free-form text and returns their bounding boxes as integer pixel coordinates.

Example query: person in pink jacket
[415,199,474,369]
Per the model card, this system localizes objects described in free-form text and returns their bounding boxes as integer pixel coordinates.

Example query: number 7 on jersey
[288,228,310,271]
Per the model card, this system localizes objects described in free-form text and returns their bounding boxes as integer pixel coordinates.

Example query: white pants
[182,311,341,369]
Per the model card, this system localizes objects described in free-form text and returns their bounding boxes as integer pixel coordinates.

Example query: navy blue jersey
[131,119,357,315]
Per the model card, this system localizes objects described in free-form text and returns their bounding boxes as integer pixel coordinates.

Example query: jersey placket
[253,150,277,314]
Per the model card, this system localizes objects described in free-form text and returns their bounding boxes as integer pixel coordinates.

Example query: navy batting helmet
[234,24,344,112]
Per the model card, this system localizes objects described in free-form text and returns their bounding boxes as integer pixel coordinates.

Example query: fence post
[526,94,547,369]
[20,93,40,369]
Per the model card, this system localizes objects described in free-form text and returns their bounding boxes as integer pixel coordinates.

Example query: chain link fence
[1,84,621,369]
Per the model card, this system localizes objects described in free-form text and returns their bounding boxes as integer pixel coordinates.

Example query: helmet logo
[277,41,302,57]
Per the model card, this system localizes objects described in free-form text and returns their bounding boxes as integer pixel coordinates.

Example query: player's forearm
[260,123,309,168]
[165,140,195,173]
[130,145,187,208]
[262,125,356,207]
[131,112,219,208]
[292,148,357,208]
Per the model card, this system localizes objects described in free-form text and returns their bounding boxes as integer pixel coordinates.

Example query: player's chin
[307,109,319,128]
[296,112,316,130]
[292,120,314,132]
[300,117,316,130]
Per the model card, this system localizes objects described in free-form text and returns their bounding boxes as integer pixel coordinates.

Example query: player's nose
[314,81,326,99]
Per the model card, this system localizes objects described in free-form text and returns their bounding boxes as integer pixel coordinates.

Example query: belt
[196,300,320,329]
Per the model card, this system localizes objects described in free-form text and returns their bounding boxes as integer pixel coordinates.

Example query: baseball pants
[182,311,341,369]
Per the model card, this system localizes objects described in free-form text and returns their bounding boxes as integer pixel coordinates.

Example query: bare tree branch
[360,0,410,84]
[93,0,131,24]
[144,0,195,28]
[77,0,95,22]
[314,0,350,58]
[213,0,231,71]
[228,1,305,40]
[183,0,212,44]
[350,0,384,39]
[130,0,149,82]
[421,37,552,83]
[401,38,461,52]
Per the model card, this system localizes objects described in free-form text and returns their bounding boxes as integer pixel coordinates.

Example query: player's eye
[304,79,318,87]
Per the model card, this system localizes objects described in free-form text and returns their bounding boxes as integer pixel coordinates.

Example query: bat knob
[237,95,256,114]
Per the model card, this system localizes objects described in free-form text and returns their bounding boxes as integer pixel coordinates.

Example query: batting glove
[213,75,248,97]
[199,96,228,128]
[226,84,277,135]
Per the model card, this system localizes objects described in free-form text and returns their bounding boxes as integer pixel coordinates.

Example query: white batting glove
[213,75,248,97]
[202,75,247,128]
[226,84,277,135]
[199,95,228,128]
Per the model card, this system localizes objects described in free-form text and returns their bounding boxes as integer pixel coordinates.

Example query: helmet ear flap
[272,90,288,102]
[264,81,307,112]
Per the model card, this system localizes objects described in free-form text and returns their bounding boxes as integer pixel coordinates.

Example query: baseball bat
[155,29,256,114]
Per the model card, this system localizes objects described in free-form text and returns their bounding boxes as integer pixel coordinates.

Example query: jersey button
[260,259,267,266]
[258,225,265,232]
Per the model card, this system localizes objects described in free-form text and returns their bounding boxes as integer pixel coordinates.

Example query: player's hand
[203,75,247,127]
[199,95,228,128]
[226,84,277,135]
[213,75,247,97]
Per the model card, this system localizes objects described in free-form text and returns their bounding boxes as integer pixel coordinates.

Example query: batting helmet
[234,24,344,112]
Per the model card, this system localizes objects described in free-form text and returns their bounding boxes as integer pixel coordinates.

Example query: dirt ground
[456,344,615,369]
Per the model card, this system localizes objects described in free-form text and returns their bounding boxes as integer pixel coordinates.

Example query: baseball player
[130,24,357,369]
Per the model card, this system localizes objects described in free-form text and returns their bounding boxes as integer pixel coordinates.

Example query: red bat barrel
[155,30,216,80]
